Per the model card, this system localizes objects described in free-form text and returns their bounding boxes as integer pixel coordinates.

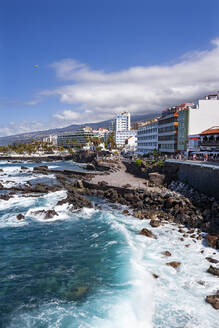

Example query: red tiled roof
[200,126,219,135]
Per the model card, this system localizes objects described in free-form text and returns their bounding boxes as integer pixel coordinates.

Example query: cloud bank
[1,39,219,137]
[48,39,219,123]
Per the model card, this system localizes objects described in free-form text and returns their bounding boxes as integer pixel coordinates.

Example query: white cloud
[0,120,63,137]
[45,39,219,124]
[1,39,219,137]
[53,110,81,121]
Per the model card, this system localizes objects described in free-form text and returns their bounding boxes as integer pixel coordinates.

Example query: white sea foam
[2,164,219,328]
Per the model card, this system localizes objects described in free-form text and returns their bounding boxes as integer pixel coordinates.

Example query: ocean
[0,161,218,328]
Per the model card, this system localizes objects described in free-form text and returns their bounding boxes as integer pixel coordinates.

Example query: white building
[115,112,130,132]
[137,118,158,155]
[92,128,109,138]
[123,135,137,153]
[43,135,57,145]
[115,130,137,147]
[189,93,219,135]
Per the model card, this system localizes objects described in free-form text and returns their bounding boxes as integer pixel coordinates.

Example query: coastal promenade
[166,159,219,170]
[91,162,148,189]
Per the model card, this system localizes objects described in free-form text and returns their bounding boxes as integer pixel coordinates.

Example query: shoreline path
[91,162,148,189]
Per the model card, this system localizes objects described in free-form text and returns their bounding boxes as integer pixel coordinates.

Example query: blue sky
[1,0,219,136]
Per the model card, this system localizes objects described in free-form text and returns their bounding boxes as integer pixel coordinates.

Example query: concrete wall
[166,161,219,200]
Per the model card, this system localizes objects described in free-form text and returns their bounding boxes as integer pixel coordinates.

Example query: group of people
[188,152,218,162]
[166,152,219,162]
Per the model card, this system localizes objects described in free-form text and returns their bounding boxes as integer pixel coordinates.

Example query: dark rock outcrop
[17,213,25,220]
[21,166,28,170]
[148,172,165,186]
[139,228,157,239]
[166,261,181,269]
[57,190,92,210]
[207,265,219,277]
[86,164,95,171]
[206,257,219,264]
[206,291,219,310]
[206,234,219,249]
[162,251,171,257]
[31,209,59,219]
[150,219,161,228]
[0,194,10,200]
[33,165,49,175]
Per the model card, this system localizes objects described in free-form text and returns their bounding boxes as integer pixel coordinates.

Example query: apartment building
[158,107,179,153]
[137,118,158,155]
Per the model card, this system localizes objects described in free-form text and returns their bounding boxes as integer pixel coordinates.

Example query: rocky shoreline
[0,159,219,309]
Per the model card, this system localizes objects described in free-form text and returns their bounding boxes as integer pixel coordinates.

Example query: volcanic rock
[206,234,219,249]
[206,257,219,264]
[139,228,157,239]
[148,172,165,186]
[21,166,28,170]
[122,184,132,188]
[75,179,84,189]
[207,265,219,277]
[206,291,219,310]
[33,165,49,174]
[150,219,161,228]
[86,164,95,171]
[98,180,108,186]
[57,190,92,210]
[31,209,59,219]
[17,214,25,220]
[162,251,171,257]
[122,209,130,215]
[0,194,10,201]
[152,273,159,279]
[166,261,181,269]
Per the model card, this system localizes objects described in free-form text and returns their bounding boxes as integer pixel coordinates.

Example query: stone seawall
[124,160,219,200]
[174,162,219,200]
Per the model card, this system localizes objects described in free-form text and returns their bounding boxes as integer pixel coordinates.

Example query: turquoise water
[0,161,218,328]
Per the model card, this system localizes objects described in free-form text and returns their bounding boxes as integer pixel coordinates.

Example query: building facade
[115,112,130,132]
[158,107,179,153]
[189,93,219,135]
[137,118,158,155]
[188,134,201,153]
[43,135,57,145]
[200,126,219,153]
[177,103,194,151]
[57,128,94,147]
[115,130,137,148]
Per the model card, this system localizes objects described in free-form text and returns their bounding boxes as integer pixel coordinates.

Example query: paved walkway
[91,162,148,189]
[166,159,219,170]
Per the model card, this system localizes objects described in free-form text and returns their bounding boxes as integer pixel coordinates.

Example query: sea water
[0,161,218,328]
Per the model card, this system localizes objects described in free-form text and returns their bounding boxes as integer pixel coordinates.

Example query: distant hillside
[0,112,159,145]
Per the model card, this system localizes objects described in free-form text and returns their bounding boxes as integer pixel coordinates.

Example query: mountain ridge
[0,112,159,145]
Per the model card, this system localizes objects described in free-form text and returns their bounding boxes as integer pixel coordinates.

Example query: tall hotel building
[114,112,137,147]
[115,112,131,131]
[137,118,158,155]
